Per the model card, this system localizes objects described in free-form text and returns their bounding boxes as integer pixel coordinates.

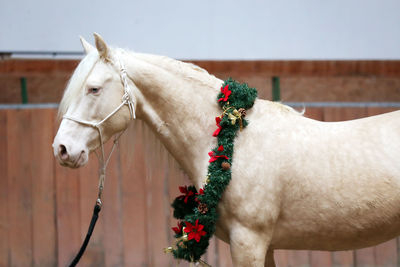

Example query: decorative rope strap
[118,59,135,119]
[64,57,136,266]
[63,57,136,200]
[166,78,258,264]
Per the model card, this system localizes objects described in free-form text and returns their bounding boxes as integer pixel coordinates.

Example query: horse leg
[264,249,276,267]
[229,225,271,267]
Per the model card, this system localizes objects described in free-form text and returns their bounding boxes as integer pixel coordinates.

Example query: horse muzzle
[52,138,89,168]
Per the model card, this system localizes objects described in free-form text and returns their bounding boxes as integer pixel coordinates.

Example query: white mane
[132,52,219,88]
[58,51,99,118]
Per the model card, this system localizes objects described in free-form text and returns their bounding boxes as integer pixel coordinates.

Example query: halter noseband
[62,57,136,202]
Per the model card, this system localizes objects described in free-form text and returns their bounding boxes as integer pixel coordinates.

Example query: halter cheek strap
[62,58,136,201]
[119,59,135,119]
[63,57,136,267]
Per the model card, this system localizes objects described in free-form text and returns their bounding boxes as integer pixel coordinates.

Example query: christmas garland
[165,78,257,264]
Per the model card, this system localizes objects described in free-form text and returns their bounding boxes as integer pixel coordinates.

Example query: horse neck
[124,52,223,184]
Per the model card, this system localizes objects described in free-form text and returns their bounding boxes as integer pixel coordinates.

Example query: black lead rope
[69,201,102,267]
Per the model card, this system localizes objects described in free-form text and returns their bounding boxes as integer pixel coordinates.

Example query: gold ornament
[164,247,173,254]
[181,227,188,241]
[204,175,210,185]
[224,107,244,130]
[228,112,237,125]
[198,259,212,267]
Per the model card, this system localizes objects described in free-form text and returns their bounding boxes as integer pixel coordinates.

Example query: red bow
[212,116,222,137]
[172,221,183,235]
[218,85,231,102]
[195,188,204,202]
[208,146,229,162]
[177,186,194,203]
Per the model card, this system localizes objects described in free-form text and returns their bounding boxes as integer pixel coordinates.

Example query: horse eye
[88,87,101,94]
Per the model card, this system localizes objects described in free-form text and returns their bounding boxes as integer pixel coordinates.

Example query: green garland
[166,78,257,263]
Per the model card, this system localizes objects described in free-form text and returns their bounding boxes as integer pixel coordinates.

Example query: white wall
[0,0,399,60]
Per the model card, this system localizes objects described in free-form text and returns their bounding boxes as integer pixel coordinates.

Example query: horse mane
[131,51,220,87]
[58,51,99,118]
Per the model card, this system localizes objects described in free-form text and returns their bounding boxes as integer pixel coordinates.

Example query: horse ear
[93,33,109,60]
[80,36,95,54]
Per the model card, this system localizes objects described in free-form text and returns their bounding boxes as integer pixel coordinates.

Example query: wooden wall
[1,59,400,104]
[0,105,399,267]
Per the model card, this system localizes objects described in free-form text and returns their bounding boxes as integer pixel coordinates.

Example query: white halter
[62,58,136,203]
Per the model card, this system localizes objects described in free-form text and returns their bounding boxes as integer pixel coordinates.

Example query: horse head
[53,33,135,168]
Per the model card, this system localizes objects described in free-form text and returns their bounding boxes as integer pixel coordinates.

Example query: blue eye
[89,87,100,94]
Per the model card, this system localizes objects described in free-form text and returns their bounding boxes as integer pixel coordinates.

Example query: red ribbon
[218,85,231,102]
[177,186,195,203]
[172,221,183,235]
[208,149,229,163]
[212,116,222,137]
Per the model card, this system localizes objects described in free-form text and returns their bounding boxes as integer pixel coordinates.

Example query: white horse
[53,33,400,266]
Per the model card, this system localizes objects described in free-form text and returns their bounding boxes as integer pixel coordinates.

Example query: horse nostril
[59,144,69,160]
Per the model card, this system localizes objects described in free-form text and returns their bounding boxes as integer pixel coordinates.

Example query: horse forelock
[58,51,100,119]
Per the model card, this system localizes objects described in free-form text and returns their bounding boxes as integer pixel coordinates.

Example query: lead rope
[68,129,124,267]
[65,57,135,267]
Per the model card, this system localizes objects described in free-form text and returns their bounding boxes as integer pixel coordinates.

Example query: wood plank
[323,107,368,122]
[310,251,332,267]
[3,59,400,77]
[144,134,172,267]
[374,239,397,267]
[332,251,354,267]
[274,250,289,267]
[119,121,148,266]
[78,155,105,267]
[166,154,193,267]
[103,142,124,267]
[165,155,184,267]
[367,107,398,117]
[217,239,232,267]
[355,247,376,267]
[55,162,81,266]
[0,110,9,266]
[304,107,324,121]
[30,109,57,267]
[205,236,219,267]
[7,109,33,266]
[287,250,310,267]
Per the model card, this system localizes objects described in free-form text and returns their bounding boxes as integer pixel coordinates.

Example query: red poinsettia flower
[184,219,207,242]
[218,85,231,102]
[177,186,195,203]
[172,221,183,235]
[208,151,229,163]
[195,188,204,202]
[212,117,222,137]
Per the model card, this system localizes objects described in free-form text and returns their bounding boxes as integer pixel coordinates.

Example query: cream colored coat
[53,34,400,267]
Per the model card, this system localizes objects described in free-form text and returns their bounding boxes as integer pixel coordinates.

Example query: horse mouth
[54,147,88,169]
